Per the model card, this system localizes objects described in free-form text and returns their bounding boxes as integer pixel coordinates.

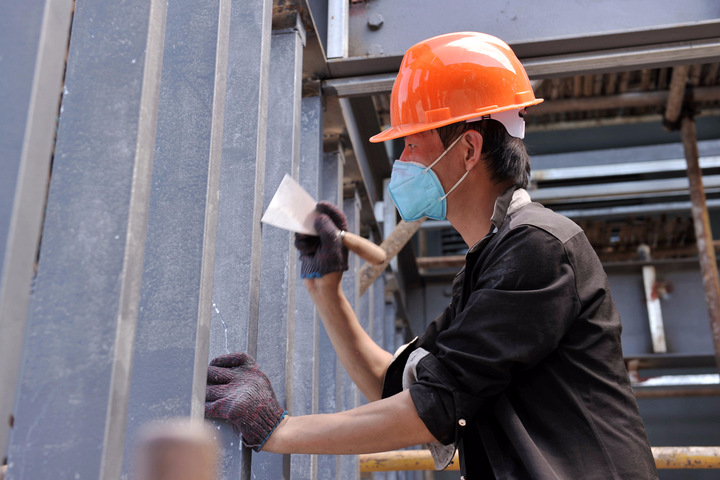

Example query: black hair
[436,119,531,189]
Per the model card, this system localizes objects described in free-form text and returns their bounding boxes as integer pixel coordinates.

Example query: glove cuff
[252,410,288,452]
[242,404,287,451]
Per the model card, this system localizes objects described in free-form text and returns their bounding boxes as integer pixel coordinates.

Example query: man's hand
[205,352,287,451]
[295,201,349,278]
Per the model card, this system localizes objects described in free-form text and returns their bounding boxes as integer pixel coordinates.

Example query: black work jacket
[382,188,658,479]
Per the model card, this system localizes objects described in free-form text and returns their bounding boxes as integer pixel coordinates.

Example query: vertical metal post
[682,118,720,371]
[666,65,720,371]
[356,225,371,407]
[642,264,667,353]
[118,0,228,477]
[252,16,306,479]
[316,149,343,478]
[341,191,362,480]
[6,0,167,476]
[210,0,272,476]
[371,265,387,355]
[327,0,349,59]
[383,179,400,357]
[290,93,324,479]
[0,0,73,461]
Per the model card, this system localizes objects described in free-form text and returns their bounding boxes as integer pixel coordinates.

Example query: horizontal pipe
[529,175,720,203]
[633,387,720,399]
[531,86,720,116]
[531,156,720,183]
[359,447,720,472]
[359,450,457,472]
[653,447,720,469]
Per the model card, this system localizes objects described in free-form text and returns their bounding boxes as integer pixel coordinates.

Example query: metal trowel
[261,174,387,265]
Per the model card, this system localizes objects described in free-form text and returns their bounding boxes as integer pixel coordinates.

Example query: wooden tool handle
[342,231,387,265]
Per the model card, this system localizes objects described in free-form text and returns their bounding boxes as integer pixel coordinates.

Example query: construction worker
[206,32,658,479]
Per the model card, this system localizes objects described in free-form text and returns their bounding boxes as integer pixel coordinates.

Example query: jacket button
[458,418,466,426]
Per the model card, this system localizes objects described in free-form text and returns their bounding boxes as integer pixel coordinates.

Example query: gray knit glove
[294,201,349,278]
[205,352,287,451]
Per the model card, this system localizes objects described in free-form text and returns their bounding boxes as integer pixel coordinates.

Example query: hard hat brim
[369,99,543,143]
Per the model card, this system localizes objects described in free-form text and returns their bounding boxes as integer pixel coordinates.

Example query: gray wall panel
[252,22,305,479]
[340,192,361,479]
[289,94,324,478]
[316,150,343,478]
[0,0,74,461]
[120,0,226,475]
[209,0,272,476]
[6,0,166,476]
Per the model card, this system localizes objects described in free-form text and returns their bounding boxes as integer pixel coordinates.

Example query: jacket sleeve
[409,225,583,445]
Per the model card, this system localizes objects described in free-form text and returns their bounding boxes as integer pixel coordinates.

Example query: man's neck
[447,179,512,247]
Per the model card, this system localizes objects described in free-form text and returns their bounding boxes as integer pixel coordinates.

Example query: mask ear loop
[422,133,464,174]
[419,133,469,202]
[439,169,470,201]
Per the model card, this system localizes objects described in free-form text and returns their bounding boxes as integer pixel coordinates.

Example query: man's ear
[462,130,483,171]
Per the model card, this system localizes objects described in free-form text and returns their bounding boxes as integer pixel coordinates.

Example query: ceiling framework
[326,67,720,273]
[281,0,720,292]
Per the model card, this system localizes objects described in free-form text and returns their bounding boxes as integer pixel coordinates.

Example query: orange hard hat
[369,32,543,143]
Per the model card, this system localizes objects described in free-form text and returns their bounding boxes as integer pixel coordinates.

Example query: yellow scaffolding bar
[359,447,720,473]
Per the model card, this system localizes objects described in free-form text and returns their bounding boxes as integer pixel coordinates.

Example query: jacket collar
[469,186,531,253]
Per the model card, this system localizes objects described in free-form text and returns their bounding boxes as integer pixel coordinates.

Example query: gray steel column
[119,0,228,476]
[209,0,272,476]
[290,94,324,478]
[371,265,387,355]
[0,0,73,461]
[6,0,167,477]
[316,149,343,478]
[356,230,372,407]
[383,179,400,355]
[340,191,362,480]
[252,17,306,480]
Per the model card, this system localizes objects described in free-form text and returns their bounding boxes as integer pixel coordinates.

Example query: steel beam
[251,18,306,479]
[682,118,720,372]
[530,87,720,116]
[333,0,720,77]
[664,65,720,372]
[326,0,348,59]
[118,0,228,477]
[6,0,167,476]
[325,41,720,96]
[316,148,343,479]
[529,175,720,204]
[555,199,720,221]
[289,94,324,479]
[0,0,74,462]
[522,38,720,79]
[340,191,362,480]
[532,157,720,183]
[209,0,273,477]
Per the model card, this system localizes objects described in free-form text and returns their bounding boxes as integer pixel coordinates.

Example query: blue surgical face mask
[388,134,469,222]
